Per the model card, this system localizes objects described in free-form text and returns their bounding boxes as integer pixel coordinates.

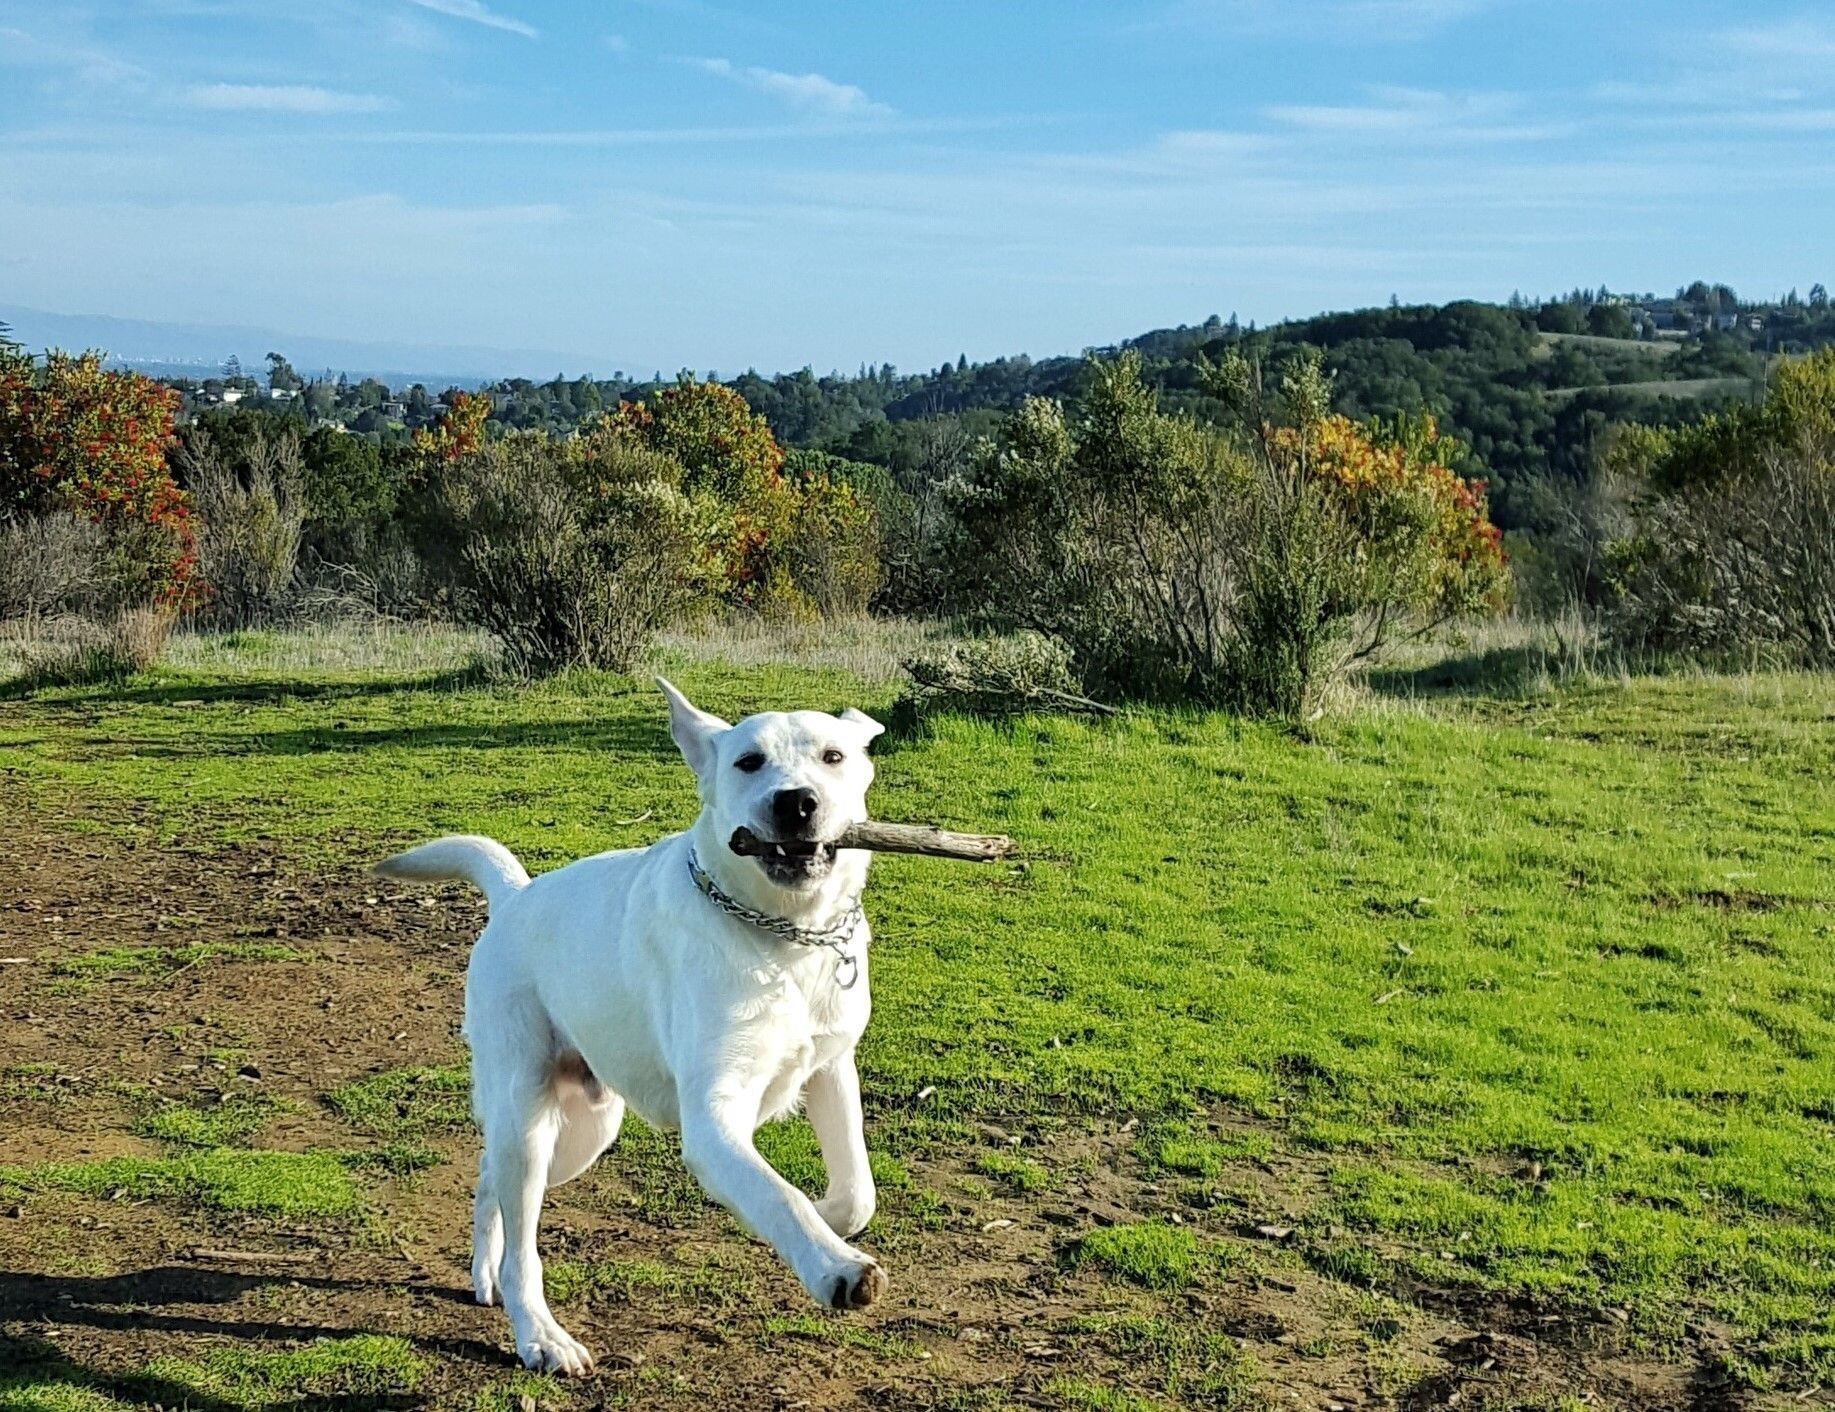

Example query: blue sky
[3,1,1833,375]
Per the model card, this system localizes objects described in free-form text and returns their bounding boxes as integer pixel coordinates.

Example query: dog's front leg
[681,1096,886,1309]
[806,1050,876,1238]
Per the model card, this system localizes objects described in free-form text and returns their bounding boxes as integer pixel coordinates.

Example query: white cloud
[693,58,893,119]
[404,0,537,40]
[181,83,397,114]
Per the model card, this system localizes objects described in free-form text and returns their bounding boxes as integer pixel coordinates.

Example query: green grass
[971,1150,1050,1194]
[0,1336,422,1412]
[0,1150,361,1218]
[143,1336,426,1408]
[1065,1313,1258,1408]
[1068,1221,1205,1290]
[545,1251,754,1306]
[51,941,305,978]
[133,1091,283,1148]
[762,1312,922,1358]
[328,1064,471,1137]
[3,642,1834,1384]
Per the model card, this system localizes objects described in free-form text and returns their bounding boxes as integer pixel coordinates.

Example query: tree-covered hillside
[153,285,1832,534]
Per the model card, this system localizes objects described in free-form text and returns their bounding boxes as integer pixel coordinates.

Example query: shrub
[183,428,307,625]
[0,349,198,608]
[411,431,707,674]
[898,631,1115,723]
[1605,350,1835,665]
[301,425,395,534]
[598,382,882,618]
[781,455,881,616]
[0,512,112,621]
[949,350,1506,716]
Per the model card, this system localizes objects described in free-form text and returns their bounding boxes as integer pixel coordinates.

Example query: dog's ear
[657,677,731,777]
[839,707,885,744]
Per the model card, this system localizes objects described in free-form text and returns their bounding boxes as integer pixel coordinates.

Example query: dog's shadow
[0,1264,505,1391]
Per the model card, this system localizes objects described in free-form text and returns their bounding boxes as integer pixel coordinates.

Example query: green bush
[1605,350,1835,665]
[410,432,707,674]
[949,351,1507,716]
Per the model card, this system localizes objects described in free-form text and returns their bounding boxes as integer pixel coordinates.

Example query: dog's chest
[751,956,864,1121]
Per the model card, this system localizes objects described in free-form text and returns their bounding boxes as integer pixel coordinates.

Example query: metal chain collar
[687,849,864,989]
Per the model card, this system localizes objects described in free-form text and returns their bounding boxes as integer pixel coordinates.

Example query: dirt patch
[0,827,1787,1410]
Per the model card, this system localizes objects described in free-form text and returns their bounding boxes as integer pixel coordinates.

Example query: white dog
[375,679,889,1374]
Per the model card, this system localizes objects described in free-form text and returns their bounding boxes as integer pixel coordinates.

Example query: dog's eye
[822,748,845,766]
[735,752,766,773]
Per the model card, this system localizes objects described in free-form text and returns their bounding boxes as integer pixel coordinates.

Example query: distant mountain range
[0,305,637,389]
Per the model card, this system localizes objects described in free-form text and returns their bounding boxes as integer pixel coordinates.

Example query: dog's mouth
[732,833,839,885]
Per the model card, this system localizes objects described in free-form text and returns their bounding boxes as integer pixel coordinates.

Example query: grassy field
[1,623,1832,1408]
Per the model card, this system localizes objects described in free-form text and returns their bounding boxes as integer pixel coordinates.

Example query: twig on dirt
[189,1247,320,1265]
[0,957,27,964]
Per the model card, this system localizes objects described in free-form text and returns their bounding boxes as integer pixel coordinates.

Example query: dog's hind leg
[471,1151,504,1306]
[548,1086,625,1188]
[477,1079,593,1375]
[469,1002,594,1375]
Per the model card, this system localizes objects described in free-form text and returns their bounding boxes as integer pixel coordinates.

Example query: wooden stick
[729,822,1015,863]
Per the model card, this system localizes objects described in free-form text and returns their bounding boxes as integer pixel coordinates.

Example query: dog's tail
[373,835,530,909]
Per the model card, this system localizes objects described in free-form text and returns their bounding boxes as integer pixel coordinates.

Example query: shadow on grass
[0,664,496,708]
[1364,645,1561,699]
[0,1264,506,1372]
[0,1331,423,1412]
[105,715,677,760]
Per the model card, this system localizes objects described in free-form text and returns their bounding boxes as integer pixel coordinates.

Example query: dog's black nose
[772,787,820,834]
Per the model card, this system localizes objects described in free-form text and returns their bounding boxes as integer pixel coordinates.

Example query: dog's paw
[516,1323,595,1376]
[826,1257,887,1311]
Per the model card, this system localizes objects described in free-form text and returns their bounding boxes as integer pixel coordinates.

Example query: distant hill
[0,305,633,388]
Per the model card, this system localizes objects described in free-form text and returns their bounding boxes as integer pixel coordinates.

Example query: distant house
[221,387,245,404]
[269,387,297,402]
[382,400,408,419]
[1713,312,1741,333]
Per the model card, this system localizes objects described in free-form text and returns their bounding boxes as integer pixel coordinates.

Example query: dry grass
[162,620,497,677]
[655,613,960,686]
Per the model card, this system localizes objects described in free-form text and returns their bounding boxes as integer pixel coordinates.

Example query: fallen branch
[729,821,1015,863]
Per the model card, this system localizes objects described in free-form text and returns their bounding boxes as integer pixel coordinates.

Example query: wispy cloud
[0,26,150,86]
[1718,15,1835,61]
[604,34,632,56]
[403,0,537,40]
[692,58,893,119]
[181,83,397,114]
[1265,86,1567,142]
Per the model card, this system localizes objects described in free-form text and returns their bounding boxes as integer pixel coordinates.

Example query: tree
[265,352,301,392]
[224,354,243,382]
[0,349,199,607]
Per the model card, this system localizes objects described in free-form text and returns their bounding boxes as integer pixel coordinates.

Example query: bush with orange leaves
[0,348,199,613]
[951,350,1506,717]
[405,379,881,670]
[600,375,876,618]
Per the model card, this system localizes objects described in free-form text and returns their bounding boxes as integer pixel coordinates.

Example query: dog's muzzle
[731,830,839,886]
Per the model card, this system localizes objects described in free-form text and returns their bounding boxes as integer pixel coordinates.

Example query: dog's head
[658,678,883,893]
